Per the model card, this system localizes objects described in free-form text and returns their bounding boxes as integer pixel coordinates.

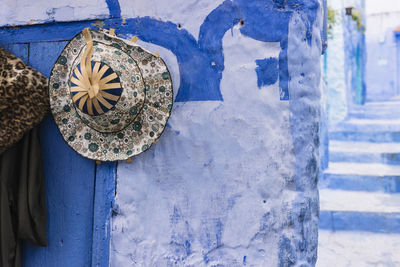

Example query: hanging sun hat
[49,28,173,161]
[0,47,49,154]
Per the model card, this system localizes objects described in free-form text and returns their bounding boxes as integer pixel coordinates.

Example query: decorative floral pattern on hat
[49,29,173,161]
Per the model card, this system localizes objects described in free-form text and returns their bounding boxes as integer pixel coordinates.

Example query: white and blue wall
[323,0,348,126]
[319,1,400,265]
[0,1,325,266]
[324,0,366,127]
[364,0,400,102]
[325,0,400,119]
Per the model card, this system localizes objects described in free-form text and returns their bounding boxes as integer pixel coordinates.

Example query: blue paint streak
[321,0,328,54]
[319,211,400,233]
[168,206,194,263]
[120,17,223,101]
[233,0,292,100]
[199,218,223,252]
[278,235,297,267]
[184,240,191,256]
[105,0,121,18]
[286,0,319,45]
[255,58,279,88]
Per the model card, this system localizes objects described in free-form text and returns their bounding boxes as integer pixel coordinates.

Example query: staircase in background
[317,101,400,266]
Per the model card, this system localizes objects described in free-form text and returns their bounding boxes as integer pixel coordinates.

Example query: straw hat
[49,28,173,161]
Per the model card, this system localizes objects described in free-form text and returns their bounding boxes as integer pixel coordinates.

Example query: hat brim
[49,30,173,161]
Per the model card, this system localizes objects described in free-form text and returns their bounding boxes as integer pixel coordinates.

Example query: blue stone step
[322,162,400,193]
[332,119,400,132]
[348,101,400,120]
[319,211,400,233]
[330,151,400,165]
[329,131,400,143]
[349,112,400,120]
[329,141,400,165]
[321,173,400,193]
[330,118,400,143]
[319,189,400,233]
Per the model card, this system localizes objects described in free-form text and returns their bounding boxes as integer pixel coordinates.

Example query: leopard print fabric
[0,46,49,154]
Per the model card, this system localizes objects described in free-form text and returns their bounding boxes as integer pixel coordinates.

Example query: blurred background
[318,0,400,265]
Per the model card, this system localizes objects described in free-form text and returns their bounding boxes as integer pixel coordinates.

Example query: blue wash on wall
[287,0,320,265]
[105,0,121,18]
[0,0,322,265]
[256,58,279,87]
[365,28,400,101]
[0,0,320,103]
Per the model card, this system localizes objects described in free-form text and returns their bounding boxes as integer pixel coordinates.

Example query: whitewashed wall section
[0,0,110,26]
[325,0,348,126]
[110,1,324,266]
[0,0,324,265]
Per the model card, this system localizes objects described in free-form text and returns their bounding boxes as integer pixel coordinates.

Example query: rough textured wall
[110,1,323,266]
[0,0,110,26]
[0,0,323,265]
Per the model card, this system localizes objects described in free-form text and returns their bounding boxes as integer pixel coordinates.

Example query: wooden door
[2,36,115,267]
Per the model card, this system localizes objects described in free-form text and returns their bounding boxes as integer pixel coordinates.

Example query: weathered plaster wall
[0,0,110,26]
[0,0,324,266]
[110,1,323,266]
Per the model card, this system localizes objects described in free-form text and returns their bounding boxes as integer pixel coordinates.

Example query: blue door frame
[1,36,117,267]
[396,33,400,96]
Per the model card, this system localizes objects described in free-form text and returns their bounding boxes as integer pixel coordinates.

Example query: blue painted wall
[365,15,400,102]
[365,34,398,101]
[0,0,324,266]
[109,1,323,266]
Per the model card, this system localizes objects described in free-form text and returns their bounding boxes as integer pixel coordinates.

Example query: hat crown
[70,40,145,133]
[70,61,122,116]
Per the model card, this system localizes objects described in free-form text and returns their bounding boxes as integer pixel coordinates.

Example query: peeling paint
[110,1,323,263]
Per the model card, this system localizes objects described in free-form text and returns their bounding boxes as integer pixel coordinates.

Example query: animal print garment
[0,47,49,154]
